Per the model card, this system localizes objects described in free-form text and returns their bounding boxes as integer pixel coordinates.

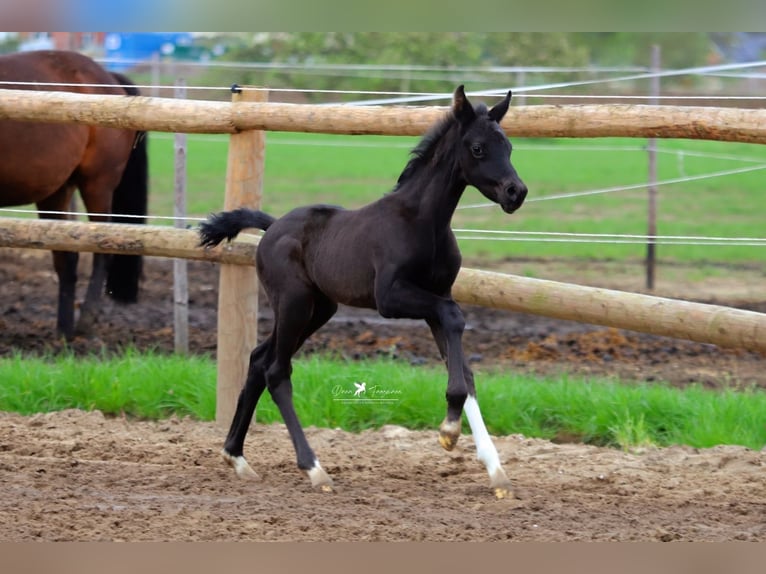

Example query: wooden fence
[1,88,765,424]
[2,216,764,356]
[2,87,766,141]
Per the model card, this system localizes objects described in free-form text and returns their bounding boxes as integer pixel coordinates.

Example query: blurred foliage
[573,33,714,69]
[0,33,730,102]
[0,36,20,54]
[221,33,716,69]
[192,32,716,102]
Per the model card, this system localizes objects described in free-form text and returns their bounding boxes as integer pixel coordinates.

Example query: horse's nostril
[506,185,526,204]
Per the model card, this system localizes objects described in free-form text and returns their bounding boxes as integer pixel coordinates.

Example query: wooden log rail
[1,88,766,143]
[1,217,764,355]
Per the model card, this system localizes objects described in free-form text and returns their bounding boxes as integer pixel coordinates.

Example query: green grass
[0,349,217,420]
[146,132,766,265]
[1,351,764,452]
[9,131,762,269]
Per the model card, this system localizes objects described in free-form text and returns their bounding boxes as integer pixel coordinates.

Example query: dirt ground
[0,248,764,541]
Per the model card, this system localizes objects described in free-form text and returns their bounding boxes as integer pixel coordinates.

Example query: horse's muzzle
[500,183,528,214]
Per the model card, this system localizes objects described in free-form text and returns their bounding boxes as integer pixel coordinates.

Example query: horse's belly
[0,123,87,206]
[0,178,66,206]
[0,171,71,206]
[314,270,377,310]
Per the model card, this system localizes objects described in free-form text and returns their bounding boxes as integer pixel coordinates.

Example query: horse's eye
[470,144,484,158]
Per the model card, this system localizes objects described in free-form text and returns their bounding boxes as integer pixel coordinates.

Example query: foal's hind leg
[221,290,337,490]
[264,291,337,490]
[221,339,271,479]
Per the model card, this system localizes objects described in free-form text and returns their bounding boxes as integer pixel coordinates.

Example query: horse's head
[452,85,528,214]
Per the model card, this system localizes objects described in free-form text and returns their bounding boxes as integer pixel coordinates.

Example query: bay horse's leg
[75,252,109,335]
[73,129,135,335]
[427,319,514,499]
[37,186,78,340]
[75,179,114,336]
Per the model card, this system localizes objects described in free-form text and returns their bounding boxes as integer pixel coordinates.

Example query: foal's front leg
[428,320,515,499]
[375,277,469,452]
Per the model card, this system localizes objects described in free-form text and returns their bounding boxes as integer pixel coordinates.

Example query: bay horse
[199,86,527,498]
[0,50,148,340]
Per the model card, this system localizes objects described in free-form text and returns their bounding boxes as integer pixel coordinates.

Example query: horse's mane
[393,102,488,191]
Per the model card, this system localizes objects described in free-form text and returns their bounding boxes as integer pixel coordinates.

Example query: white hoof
[307,462,334,492]
[489,467,515,499]
[221,450,259,480]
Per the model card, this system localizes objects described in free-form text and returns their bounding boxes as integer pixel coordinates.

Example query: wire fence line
[4,78,765,103]
[459,163,766,209]
[1,207,763,247]
[452,229,766,247]
[1,58,765,104]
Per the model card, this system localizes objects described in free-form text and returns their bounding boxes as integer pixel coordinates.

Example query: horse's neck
[397,157,466,230]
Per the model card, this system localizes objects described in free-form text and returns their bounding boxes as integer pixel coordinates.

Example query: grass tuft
[1,352,764,451]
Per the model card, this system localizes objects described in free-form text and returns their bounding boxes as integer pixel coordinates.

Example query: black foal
[200,85,527,497]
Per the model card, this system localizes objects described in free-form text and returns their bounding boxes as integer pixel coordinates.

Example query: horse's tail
[105,72,149,303]
[199,208,276,247]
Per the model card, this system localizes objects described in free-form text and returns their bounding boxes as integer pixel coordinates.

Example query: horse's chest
[409,237,461,292]
[422,260,459,293]
[414,244,461,293]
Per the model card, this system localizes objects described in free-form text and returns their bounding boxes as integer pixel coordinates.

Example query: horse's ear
[452,85,475,125]
[488,90,512,123]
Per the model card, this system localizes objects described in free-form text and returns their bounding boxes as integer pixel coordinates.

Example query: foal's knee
[440,302,465,335]
[265,362,293,397]
[248,344,269,368]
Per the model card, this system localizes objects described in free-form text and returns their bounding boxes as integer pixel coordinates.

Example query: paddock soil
[0,248,764,541]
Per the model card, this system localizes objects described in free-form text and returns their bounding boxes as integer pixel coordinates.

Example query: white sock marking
[463,395,501,476]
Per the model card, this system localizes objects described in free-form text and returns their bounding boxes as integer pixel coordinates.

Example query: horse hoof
[438,419,461,451]
[489,468,517,499]
[221,450,259,480]
[307,464,333,492]
[494,486,512,499]
[75,312,97,337]
[438,433,458,451]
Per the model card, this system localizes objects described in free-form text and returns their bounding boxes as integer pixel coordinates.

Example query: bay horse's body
[0,50,148,339]
[200,86,527,497]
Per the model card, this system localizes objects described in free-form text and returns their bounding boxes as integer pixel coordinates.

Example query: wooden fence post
[173,78,189,354]
[646,44,661,290]
[215,86,267,427]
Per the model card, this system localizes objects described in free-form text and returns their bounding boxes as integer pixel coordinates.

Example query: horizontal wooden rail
[1,88,766,143]
[452,269,766,355]
[0,218,259,266]
[1,217,764,354]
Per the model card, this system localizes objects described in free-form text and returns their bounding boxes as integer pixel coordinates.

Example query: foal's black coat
[200,86,527,493]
